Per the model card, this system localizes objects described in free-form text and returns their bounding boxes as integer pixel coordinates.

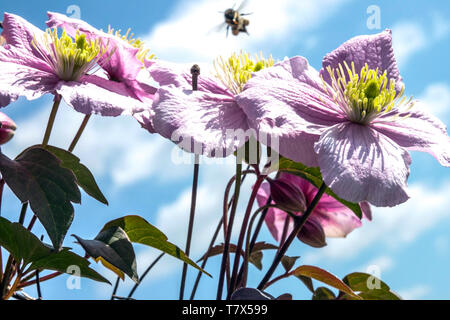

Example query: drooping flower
[257,173,372,248]
[0,112,16,145]
[237,30,450,207]
[137,52,274,156]
[46,12,156,112]
[0,12,148,116]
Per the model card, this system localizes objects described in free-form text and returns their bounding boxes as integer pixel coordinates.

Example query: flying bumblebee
[214,1,252,37]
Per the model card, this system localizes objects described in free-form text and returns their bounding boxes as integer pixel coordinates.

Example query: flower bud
[268,177,307,213]
[298,219,327,248]
[0,112,16,145]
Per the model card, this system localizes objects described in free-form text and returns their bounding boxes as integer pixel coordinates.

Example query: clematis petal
[315,122,411,207]
[237,57,346,166]
[0,59,57,107]
[56,75,146,116]
[148,60,231,96]
[151,86,250,157]
[256,183,293,242]
[372,108,450,167]
[320,29,403,92]
[2,13,45,54]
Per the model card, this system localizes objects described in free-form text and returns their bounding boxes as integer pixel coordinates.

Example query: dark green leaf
[291,265,360,299]
[248,250,263,270]
[276,157,362,219]
[343,272,390,292]
[45,145,108,205]
[101,215,210,277]
[0,147,80,250]
[313,287,336,300]
[0,217,51,264]
[296,275,315,293]
[73,226,138,283]
[358,289,401,300]
[0,217,108,283]
[281,255,300,272]
[29,249,110,284]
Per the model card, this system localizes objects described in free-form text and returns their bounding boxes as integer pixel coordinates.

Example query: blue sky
[1,0,450,300]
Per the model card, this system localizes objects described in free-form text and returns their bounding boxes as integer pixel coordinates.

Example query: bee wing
[206,22,227,35]
[236,0,250,12]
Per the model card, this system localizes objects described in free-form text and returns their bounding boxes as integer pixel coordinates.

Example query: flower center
[32,28,106,81]
[323,62,413,124]
[214,51,274,95]
[108,27,155,64]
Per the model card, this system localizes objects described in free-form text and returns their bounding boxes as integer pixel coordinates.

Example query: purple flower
[237,30,450,207]
[46,12,156,108]
[0,12,148,116]
[0,112,16,145]
[137,52,273,156]
[257,173,372,248]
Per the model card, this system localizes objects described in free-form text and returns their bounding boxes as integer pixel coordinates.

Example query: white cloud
[398,284,432,300]
[303,181,450,264]
[142,0,350,64]
[416,83,450,119]
[358,255,395,275]
[392,13,450,68]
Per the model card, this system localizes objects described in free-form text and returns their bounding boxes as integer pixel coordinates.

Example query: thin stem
[68,114,91,153]
[35,269,42,300]
[179,154,200,300]
[0,178,5,216]
[18,202,28,225]
[27,215,37,231]
[278,215,291,253]
[217,163,242,300]
[42,94,62,148]
[257,182,327,290]
[110,277,120,300]
[18,271,61,289]
[128,252,165,299]
[227,175,265,298]
[262,271,291,290]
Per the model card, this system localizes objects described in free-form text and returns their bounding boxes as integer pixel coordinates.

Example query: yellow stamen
[214,51,274,95]
[32,28,106,81]
[324,62,412,124]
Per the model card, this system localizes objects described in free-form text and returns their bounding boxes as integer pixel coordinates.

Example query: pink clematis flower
[237,30,450,207]
[46,12,156,111]
[257,173,372,248]
[0,12,149,116]
[137,52,273,156]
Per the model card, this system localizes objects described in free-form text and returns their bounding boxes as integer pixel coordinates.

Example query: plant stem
[257,182,327,290]
[128,252,165,299]
[110,277,120,300]
[18,271,61,289]
[227,175,265,298]
[179,154,200,300]
[68,114,91,153]
[42,94,62,148]
[18,202,28,225]
[262,271,291,290]
[216,163,242,300]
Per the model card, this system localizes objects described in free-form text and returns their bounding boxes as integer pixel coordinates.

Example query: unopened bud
[0,112,16,145]
[268,177,307,213]
[297,219,327,248]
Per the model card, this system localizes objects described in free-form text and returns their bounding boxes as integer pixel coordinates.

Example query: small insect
[213,1,252,37]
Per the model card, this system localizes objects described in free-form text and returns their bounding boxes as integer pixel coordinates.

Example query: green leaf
[0,217,109,284]
[101,215,211,277]
[312,287,336,300]
[296,275,315,293]
[0,217,51,264]
[281,255,300,272]
[276,157,362,219]
[358,289,401,300]
[44,145,108,205]
[248,250,263,270]
[29,250,110,284]
[0,147,80,250]
[342,272,390,292]
[291,265,361,299]
[73,226,138,283]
